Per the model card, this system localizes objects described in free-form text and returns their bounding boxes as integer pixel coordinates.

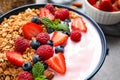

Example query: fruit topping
[6,51,24,66]
[52,31,68,46]
[33,54,42,64]
[42,62,48,70]
[18,71,33,80]
[70,30,82,42]
[47,40,54,47]
[22,62,32,72]
[36,45,54,61]
[88,0,98,5]
[36,32,50,44]
[15,37,30,53]
[39,8,55,21]
[31,16,40,24]
[44,3,55,15]
[46,52,66,74]
[55,9,69,21]
[55,46,64,53]
[40,17,70,32]
[30,40,41,50]
[32,62,45,79]
[22,22,43,39]
[99,0,113,12]
[71,17,87,32]
[46,27,54,33]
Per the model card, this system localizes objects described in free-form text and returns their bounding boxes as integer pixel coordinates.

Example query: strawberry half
[6,51,25,66]
[22,22,43,39]
[46,52,66,74]
[88,0,98,5]
[52,31,68,46]
[71,17,87,32]
[99,0,113,12]
[39,8,55,21]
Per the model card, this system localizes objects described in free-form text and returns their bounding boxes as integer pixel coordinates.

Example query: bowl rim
[85,0,120,14]
[0,4,107,80]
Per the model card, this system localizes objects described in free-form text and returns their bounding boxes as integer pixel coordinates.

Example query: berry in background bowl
[84,0,120,25]
[0,4,107,80]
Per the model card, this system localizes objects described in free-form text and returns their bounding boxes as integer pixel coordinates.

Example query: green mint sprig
[32,62,45,79]
[40,17,70,32]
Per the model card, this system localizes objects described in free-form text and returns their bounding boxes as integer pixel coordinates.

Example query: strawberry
[52,31,68,46]
[111,0,116,4]
[88,0,98,5]
[46,52,66,74]
[112,3,119,11]
[55,9,69,21]
[22,22,43,40]
[99,0,113,12]
[6,51,24,66]
[93,3,99,9]
[71,17,87,32]
[39,8,55,21]
[117,0,120,8]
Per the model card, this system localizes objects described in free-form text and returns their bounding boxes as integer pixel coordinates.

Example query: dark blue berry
[33,54,41,64]
[63,19,71,26]
[31,16,40,24]
[42,62,48,70]
[62,31,70,36]
[30,40,41,50]
[47,40,53,46]
[46,27,54,34]
[55,46,64,53]
[22,62,32,72]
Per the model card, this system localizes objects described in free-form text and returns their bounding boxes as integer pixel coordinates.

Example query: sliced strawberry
[99,0,113,12]
[93,3,99,9]
[6,51,25,66]
[71,17,87,32]
[88,0,98,5]
[22,22,43,39]
[39,8,55,21]
[46,52,66,74]
[52,31,68,46]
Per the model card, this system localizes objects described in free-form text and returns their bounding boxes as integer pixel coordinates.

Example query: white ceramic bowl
[84,0,120,25]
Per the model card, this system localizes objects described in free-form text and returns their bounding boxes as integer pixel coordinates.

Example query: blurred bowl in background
[84,0,120,25]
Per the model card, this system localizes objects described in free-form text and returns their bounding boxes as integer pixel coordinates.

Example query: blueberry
[31,16,40,24]
[47,40,53,46]
[55,46,64,53]
[33,54,41,64]
[47,27,54,34]
[42,62,48,70]
[62,31,70,36]
[63,19,71,26]
[22,62,32,72]
[30,40,41,50]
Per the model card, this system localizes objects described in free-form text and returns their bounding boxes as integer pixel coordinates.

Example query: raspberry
[70,30,82,42]
[18,71,33,80]
[15,37,30,53]
[55,9,69,21]
[37,45,54,61]
[36,33,50,44]
[45,3,55,15]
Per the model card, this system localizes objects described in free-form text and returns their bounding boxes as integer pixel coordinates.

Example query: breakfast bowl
[0,4,107,80]
[84,0,120,25]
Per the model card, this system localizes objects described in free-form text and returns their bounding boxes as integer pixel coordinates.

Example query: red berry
[36,33,50,44]
[6,51,25,66]
[55,9,69,21]
[70,30,82,42]
[18,71,33,80]
[15,37,30,53]
[36,45,54,61]
[45,3,55,15]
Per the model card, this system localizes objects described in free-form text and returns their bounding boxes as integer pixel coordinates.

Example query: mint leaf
[40,17,70,32]
[35,75,47,80]
[32,62,45,78]
[56,23,70,32]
